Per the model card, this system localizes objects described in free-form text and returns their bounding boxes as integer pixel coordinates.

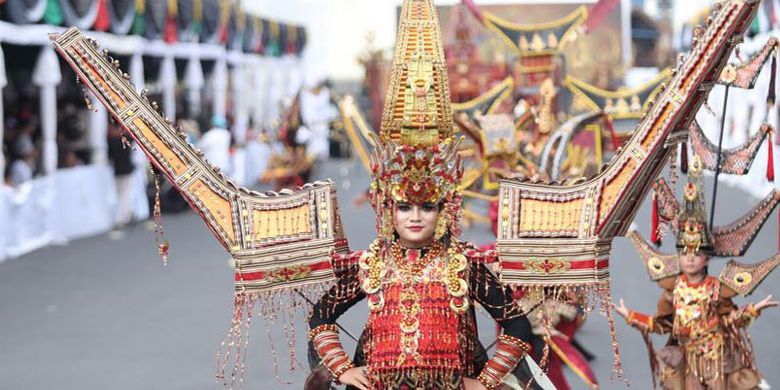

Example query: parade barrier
[0,165,112,261]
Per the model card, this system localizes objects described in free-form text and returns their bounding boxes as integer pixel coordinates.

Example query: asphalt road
[1,158,779,389]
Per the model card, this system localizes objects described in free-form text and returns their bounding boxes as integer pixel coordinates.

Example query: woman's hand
[613,298,630,319]
[463,377,488,390]
[338,366,372,390]
[754,294,779,312]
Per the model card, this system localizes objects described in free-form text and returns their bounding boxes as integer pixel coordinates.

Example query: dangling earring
[382,211,395,239]
[434,215,448,240]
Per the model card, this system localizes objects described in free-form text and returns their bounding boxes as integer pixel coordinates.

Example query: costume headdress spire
[371,0,463,241]
[676,154,713,253]
[380,0,453,146]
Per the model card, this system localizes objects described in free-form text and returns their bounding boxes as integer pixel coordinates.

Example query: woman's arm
[308,252,366,379]
[468,261,532,390]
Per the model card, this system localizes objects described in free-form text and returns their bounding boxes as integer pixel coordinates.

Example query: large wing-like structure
[717,36,778,89]
[565,68,673,121]
[711,189,780,257]
[719,254,780,297]
[452,77,514,118]
[50,28,349,299]
[496,0,761,288]
[339,95,377,172]
[628,231,680,282]
[690,121,772,175]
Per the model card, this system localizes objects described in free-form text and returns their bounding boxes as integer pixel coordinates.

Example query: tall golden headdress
[370,0,463,242]
[380,0,453,146]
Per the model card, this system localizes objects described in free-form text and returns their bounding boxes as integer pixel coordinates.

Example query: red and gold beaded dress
[625,156,780,389]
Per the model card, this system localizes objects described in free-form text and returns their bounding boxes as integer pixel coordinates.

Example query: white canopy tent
[0,21,304,262]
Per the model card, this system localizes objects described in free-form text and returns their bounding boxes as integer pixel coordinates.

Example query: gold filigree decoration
[267,265,312,283]
[525,258,571,274]
[648,256,666,275]
[732,271,753,287]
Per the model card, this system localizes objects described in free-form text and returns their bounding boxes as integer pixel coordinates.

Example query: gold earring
[434,216,448,240]
[382,212,395,238]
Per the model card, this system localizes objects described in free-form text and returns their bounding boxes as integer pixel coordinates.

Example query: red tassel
[651,192,660,246]
[768,131,775,182]
[605,115,620,150]
[164,16,177,43]
[680,142,689,174]
[93,0,110,32]
[218,26,228,44]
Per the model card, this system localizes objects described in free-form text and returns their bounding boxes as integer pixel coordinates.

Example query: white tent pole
[89,95,108,165]
[251,57,267,129]
[0,42,7,177]
[32,46,62,176]
[212,57,228,120]
[232,62,248,143]
[129,52,145,92]
[231,60,249,184]
[160,54,177,121]
[184,52,204,117]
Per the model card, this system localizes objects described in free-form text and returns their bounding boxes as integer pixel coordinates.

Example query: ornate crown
[369,0,464,241]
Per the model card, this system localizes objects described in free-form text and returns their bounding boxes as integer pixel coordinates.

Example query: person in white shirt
[198,116,232,175]
[7,138,36,187]
[299,77,337,160]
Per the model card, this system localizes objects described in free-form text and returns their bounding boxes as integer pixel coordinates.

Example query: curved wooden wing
[719,254,780,297]
[339,95,377,173]
[451,77,514,118]
[50,28,349,297]
[565,68,673,120]
[538,111,603,179]
[496,0,762,287]
[628,230,680,282]
[690,121,771,175]
[476,5,587,55]
[717,36,778,89]
[711,189,780,257]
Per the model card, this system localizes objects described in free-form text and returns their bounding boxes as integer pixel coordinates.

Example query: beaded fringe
[214,282,334,389]
[509,279,627,383]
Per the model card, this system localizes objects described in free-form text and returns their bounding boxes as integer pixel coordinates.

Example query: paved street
[2,158,779,389]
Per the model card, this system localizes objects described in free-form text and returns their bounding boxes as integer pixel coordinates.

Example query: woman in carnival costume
[615,155,780,389]
[305,1,538,389]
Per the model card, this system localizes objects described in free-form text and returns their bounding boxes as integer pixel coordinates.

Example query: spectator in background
[107,121,135,228]
[299,76,337,161]
[57,102,90,167]
[7,138,36,187]
[198,115,232,175]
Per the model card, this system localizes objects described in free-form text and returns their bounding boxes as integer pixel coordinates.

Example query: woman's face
[393,202,439,249]
[679,251,709,277]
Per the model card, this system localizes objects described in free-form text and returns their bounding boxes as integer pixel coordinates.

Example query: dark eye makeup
[420,203,437,212]
[396,203,412,211]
